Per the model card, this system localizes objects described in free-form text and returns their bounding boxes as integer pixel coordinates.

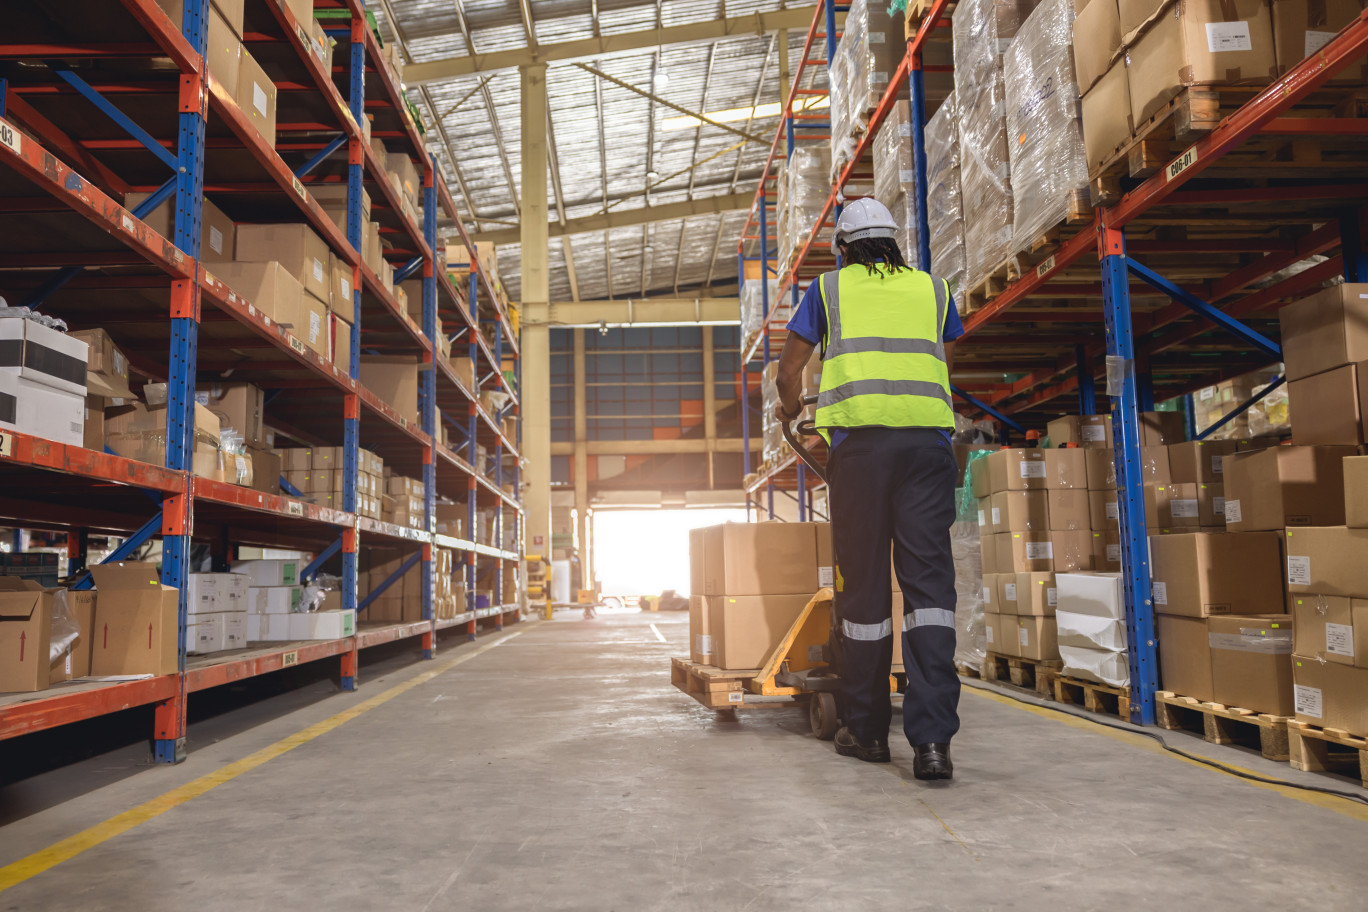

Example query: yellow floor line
[963,684,1368,823]
[0,630,523,894]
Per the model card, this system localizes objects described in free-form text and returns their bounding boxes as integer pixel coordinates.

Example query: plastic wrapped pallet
[925,91,967,301]
[761,362,783,465]
[872,100,922,269]
[739,278,779,349]
[783,146,832,267]
[829,0,903,176]
[1004,0,1090,255]
[952,514,987,673]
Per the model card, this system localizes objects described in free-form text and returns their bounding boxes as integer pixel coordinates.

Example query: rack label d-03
[0,117,21,155]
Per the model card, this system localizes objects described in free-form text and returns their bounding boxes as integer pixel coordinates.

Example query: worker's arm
[775,333,817,423]
[945,340,956,381]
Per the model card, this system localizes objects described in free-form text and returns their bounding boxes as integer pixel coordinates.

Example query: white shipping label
[1212,455,1224,474]
[869,32,887,43]
[1288,555,1311,587]
[1105,502,1118,520]
[978,509,986,526]
[309,311,321,342]
[1004,583,1017,602]
[1305,30,1336,57]
[696,634,712,655]
[991,507,1002,526]
[899,169,916,183]
[1025,542,1053,560]
[209,225,224,254]
[342,277,352,298]
[1206,21,1253,52]
[818,566,834,587]
[1047,588,1058,607]
[1019,461,1046,479]
[1326,622,1355,657]
[0,117,21,155]
[986,625,995,645]
[1294,684,1323,719]
[253,82,269,117]
[1224,499,1243,523]
[982,586,991,603]
[1214,496,1226,517]
[1200,386,1215,401]
[1152,581,1168,605]
[1018,626,1030,647]
[1082,425,1107,442]
[1171,499,1199,518]
[313,258,324,282]
[1107,544,1121,562]
[194,391,209,406]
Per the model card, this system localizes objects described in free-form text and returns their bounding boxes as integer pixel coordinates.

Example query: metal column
[907,40,932,272]
[1076,345,1096,415]
[519,62,552,566]
[419,157,439,656]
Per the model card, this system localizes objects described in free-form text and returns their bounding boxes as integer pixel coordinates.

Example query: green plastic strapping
[887,0,910,13]
[957,448,993,521]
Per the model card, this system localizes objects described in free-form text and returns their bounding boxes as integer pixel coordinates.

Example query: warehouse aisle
[2,612,1367,911]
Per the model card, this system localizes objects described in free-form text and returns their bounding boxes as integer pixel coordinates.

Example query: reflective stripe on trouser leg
[903,608,956,630]
[843,618,893,641]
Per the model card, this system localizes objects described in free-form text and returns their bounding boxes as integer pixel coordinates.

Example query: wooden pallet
[955,661,981,679]
[670,657,755,709]
[1287,721,1368,788]
[962,256,1017,313]
[1154,691,1292,762]
[981,651,1061,698]
[903,0,957,35]
[1053,675,1131,721]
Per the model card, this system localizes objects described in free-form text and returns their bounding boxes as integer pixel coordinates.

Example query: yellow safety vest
[814,264,954,442]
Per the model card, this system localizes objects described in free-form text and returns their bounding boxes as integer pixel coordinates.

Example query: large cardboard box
[689,594,713,664]
[126,191,236,264]
[1085,447,1117,490]
[236,45,278,146]
[708,593,811,670]
[1209,614,1295,714]
[204,5,241,95]
[1046,416,1082,447]
[1222,445,1355,531]
[1140,411,1186,447]
[815,524,835,588]
[235,223,330,303]
[329,255,356,323]
[986,449,1048,492]
[1284,526,1368,598]
[247,444,280,494]
[1270,0,1368,82]
[1149,531,1285,617]
[1081,58,1133,171]
[1119,0,1168,39]
[1048,489,1091,531]
[698,522,819,596]
[996,572,1020,616]
[11,376,85,446]
[990,490,1050,532]
[1157,614,1215,702]
[1016,616,1060,662]
[969,457,992,499]
[1093,530,1122,571]
[1198,482,1226,526]
[0,579,53,692]
[360,356,420,425]
[60,589,96,679]
[983,610,1002,653]
[990,612,1020,658]
[0,317,89,397]
[298,288,329,361]
[213,260,305,329]
[196,382,264,448]
[979,529,999,574]
[1345,455,1368,528]
[1290,594,1368,666]
[1015,571,1058,616]
[1278,283,1368,382]
[1292,656,1368,735]
[1080,415,1113,449]
[1074,0,1123,93]
[1044,448,1088,490]
[1127,0,1277,123]
[68,329,135,399]
[1138,447,1171,485]
[1089,489,1120,530]
[83,395,105,451]
[982,574,1001,614]
[1166,482,1201,529]
[996,531,1055,573]
[1288,363,1362,445]
[89,562,179,676]
[1167,440,1237,484]
[1052,530,1095,571]
[1143,482,1173,530]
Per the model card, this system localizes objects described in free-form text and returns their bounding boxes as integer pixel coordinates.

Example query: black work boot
[834,727,891,763]
[912,742,953,780]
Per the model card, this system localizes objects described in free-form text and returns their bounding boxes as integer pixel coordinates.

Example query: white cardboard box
[14,376,84,446]
[1056,571,1125,619]
[251,585,301,614]
[233,558,301,587]
[222,611,247,650]
[185,613,225,654]
[1060,644,1130,688]
[305,608,355,639]
[0,318,90,396]
[186,573,251,615]
[0,370,18,434]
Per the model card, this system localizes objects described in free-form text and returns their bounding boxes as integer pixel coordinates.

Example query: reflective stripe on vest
[814,265,954,439]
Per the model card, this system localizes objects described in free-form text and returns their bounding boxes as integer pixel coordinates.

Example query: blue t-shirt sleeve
[943,295,965,342]
[785,282,826,346]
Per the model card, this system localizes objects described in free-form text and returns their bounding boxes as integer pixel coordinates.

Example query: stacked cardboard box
[687,523,828,669]
[384,474,426,529]
[1056,572,1128,685]
[106,400,224,481]
[247,583,302,642]
[233,224,332,362]
[1191,365,1289,440]
[1281,284,1368,446]
[0,317,89,447]
[184,572,249,654]
[872,101,922,269]
[828,0,904,177]
[363,548,423,623]
[89,562,179,678]
[0,582,96,692]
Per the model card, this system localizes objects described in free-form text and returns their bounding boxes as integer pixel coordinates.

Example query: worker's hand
[774,400,802,424]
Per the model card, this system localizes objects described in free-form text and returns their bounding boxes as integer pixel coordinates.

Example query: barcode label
[1326,623,1354,657]
[1083,425,1106,442]
[1294,684,1322,718]
[1171,499,1199,518]
[1152,581,1167,605]
[1224,499,1242,523]
[1287,555,1311,587]
[1025,542,1053,560]
[1020,461,1046,479]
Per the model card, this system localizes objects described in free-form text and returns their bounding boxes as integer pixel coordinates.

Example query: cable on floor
[961,676,1368,807]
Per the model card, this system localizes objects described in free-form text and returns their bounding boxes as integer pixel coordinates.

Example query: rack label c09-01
[0,117,21,155]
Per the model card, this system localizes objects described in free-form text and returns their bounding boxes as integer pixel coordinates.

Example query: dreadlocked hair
[841,237,909,277]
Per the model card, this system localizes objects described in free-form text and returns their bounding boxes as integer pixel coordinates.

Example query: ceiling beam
[574,62,767,145]
[404,6,819,84]
[468,192,754,244]
[523,298,740,327]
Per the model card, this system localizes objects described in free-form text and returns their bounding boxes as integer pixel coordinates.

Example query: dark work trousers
[827,426,960,747]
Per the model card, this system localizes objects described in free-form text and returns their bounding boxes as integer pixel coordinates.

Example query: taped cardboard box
[707,593,811,670]
[697,522,820,596]
[1222,444,1355,531]
[1167,439,1237,484]
[236,223,330,304]
[1051,530,1095,571]
[1157,613,1215,701]
[1093,530,1122,571]
[1086,447,1118,490]
[1270,0,1368,82]
[196,382,264,448]
[212,260,305,328]
[982,573,1003,613]
[1048,489,1091,531]
[996,531,1055,573]
[1081,56,1134,171]
[89,562,178,677]
[1016,616,1060,662]
[983,609,1002,652]
[1292,656,1368,736]
[360,356,420,425]
[1277,283,1368,382]
[689,594,713,664]
[1016,571,1058,616]
[1073,0,1123,92]
[1149,530,1285,617]
[0,579,53,692]
[1283,525,1368,598]
[990,490,1050,532]
[1289,594,1368,666]
[236,45,278,146]
[1287,362,1362,445]
[996,571,1020,615]
[986,449,1048,493]
[1198,482,1226,526]
[1209,614,1295,714]
[1089,489,1120,530]
[1044,448,1088,489]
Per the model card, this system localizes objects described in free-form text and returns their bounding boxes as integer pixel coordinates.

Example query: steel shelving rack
[737,0,1368,725]
[0,0,523,761]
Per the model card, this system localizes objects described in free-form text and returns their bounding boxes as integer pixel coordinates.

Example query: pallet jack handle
[780,395,827,484]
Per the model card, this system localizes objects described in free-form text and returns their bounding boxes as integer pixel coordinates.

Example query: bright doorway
[592,508,747,598]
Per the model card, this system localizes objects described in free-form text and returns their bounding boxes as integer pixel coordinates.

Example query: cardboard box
[185,572,249,616]
[1052,530,1095,572]
[1044,448,1088,490]
[708,593,811,669]
[1141,411,1186,447]
[981,574,1001,614]
[1167,440,1237,484]
[1142,482,1172,530]
[126,190,236,264]
[1346,455,1368,528]
[89,562,179,676]
[1208,614,1295,714]
[236,45,278,146]
[1015,571,1058,617]
[0,579,53,692]
[1222,445,1355,531]
[68,329,135,399]
[1292,657,1368,735]
[1288,363,1362,445]
[1270,0,1368,82]
[988,612,1019,657]
[1085,447,1117,490]
[1081,57,1133,171]
[303,609,355,639]
[996,531,1055,573]
[1278,283,1368,382]
[1157,614,1214,702]
[990,490,1050,532]
[1016,616,1060,662]
[1127,0,1277,123]
[983,610,1002,653]
[310,445,343,471]
[0,318,89,397]
[235,224,330,303]
[698,522,819,596]
[979,530,999,574]
[1138,447,1171,485]
[332,314,351,368]
[1197,482,1225,526]
[1166,482,1201,529]
[1089,489,1119,530]
[233,559,300,587]
[212,260,305,328]
[10,376,85,446]
[1080,415,1113,449]
[996,572,1020,616]
[1048,489,1091,531]
[1074,0,1123,93]
[196,382,264,448]
[204,5,241,94]
[246,445,280,494]
[298,289,329,361]
[1093,530,1122,571]
[80,395,104,451]
[1118,0,1167,40]
[986,449,1047,493]
[689,594,713,664]
[1149,531,1285,617]
[975,496,992,529]
[105,401,221,478]
[360,356,420,425]
[60,589,96,679]
[1046,416,1082,447]
[1290,594,1368,666]
[815,524,834,589]
[969,456,992,499]
[1284,526,1368,598]
[385,152,421,206]
[186,612,225,654]
[251,586,302,615]
[329,255,356,323]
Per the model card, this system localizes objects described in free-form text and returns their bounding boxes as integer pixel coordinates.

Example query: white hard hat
[831,197,899,254]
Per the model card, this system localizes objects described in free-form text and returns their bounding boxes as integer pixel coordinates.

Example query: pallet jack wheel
[810,691,839,740]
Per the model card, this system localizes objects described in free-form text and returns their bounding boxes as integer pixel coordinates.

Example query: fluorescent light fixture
[661,95,829,131]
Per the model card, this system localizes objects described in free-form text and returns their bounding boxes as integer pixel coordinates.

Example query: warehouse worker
[774,198,963,780]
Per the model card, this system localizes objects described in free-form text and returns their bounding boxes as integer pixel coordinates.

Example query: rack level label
[1035,255,1056,279]
[282,650,299,667]
[288,335,306,355]
[286,500,304,517]
[0,431,11,458]
[1166,147,1198,182]
[0,118,20,155]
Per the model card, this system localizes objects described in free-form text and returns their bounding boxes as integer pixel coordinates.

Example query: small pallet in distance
[670,657,754,709]
[1154,691,1292,762]
[1287,721,1368,788]
[955,661,981,680]
[1053,674,1131,721]
[962,256,1018,314]
[981,651,1061,698]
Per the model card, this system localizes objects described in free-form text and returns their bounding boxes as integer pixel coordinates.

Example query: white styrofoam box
[251,585,301,614]
[1059,644,1130,688]
[186,573,250,615]
[304,609,355,639]
[0,318,90,396]
[184,613,225,654]
[1056,572,1125,620]
[287,612,313,640]
[14,376,84,446]
[233,558,301,587]
[247,613,266,641]
[223,611,247,650]
[1056,610,1129,652]
[0,369,18,433]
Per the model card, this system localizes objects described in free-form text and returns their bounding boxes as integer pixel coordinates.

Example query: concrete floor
[2,610,1367,911]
